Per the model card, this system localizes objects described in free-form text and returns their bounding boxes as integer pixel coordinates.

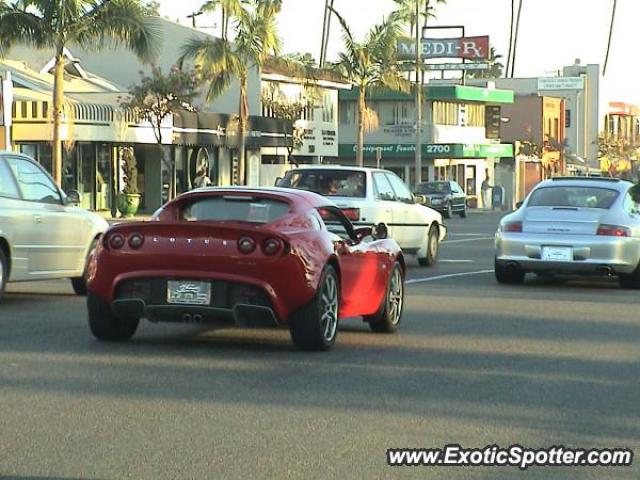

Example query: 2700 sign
[425,144,452,154]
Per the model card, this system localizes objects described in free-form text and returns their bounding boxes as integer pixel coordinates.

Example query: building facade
[338,84,514,207]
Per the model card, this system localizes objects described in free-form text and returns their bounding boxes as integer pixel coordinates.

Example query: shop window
[433,101,458,126]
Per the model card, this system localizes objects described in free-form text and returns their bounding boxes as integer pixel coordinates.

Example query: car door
[385,172,425,250]
[318,207,380,317]
[7,156,88,277]
[371,172,402,244]
[0,157,32,281]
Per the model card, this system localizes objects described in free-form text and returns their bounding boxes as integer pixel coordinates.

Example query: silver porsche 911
[495,177,640,288]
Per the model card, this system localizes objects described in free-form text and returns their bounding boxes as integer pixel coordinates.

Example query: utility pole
[414,0,422,187]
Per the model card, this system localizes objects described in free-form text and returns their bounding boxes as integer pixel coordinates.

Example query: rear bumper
[112,298,279,328]
[495,232,640,275]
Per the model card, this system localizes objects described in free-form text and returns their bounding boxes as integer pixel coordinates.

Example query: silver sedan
[495,177,640,288]
[0,152,108,298]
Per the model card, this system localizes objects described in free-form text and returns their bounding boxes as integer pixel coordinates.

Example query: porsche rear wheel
[289,265,339,351]
[365,262,404,333]
[418,225,439,267]
[88,293,139,341]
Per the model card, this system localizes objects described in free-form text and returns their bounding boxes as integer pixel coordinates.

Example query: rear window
[417,182,450,194]
[181,196,290,223]
[528,186,619,209]
[279,170,366,198]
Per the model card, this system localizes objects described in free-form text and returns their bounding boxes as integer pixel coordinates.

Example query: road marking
[406,269,493,285]
[447,233,491,236]
[443,237,495,244]
[439,259,474,263]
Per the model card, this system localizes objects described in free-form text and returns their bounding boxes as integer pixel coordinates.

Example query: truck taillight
[341,208,360,221]
[597,224,630,237]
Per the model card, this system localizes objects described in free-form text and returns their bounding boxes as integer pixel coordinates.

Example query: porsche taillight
[341,208,360,221]
[238,237,257,254]
[502,222,523,233]
[262,237,284,256]
[597,224,631,237]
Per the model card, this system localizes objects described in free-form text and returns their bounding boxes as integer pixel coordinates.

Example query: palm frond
[0,2,54,55]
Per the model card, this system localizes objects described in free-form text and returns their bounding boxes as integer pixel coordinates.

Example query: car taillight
[597,224,631,237]
[263,238,284,256]
[503,222,523,233]
[238,237,256,254]
[108,233,126,250]
[128,233,145,249]
[340,208,360,221]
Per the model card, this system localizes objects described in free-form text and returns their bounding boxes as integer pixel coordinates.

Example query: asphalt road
[1,211,638,479]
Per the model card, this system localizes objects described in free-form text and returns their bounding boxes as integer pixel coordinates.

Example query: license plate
[541,246,573,262]
[167,281,211,305]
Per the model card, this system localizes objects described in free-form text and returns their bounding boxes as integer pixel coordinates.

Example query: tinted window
[182,196,290,223]
[528,186,619,209]
[279,170,366,198]
[451,182,464,193]
[385,173,413,203]
[373,172,395,201]
[417,182,450,194]
[0,159,20,198]
[6,157,61,204]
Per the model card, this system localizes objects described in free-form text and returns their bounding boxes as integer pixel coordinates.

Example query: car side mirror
[274,177,282,186]
[371,223,388,240]
[414,194,426,204]
[65,189,81,205]
[515,201,524,209]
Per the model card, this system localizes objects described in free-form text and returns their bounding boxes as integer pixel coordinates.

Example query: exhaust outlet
[182,313,193,322]
[596,265,614,276]
[192,314,203,323]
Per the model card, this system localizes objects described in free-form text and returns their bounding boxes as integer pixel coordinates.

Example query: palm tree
[330,7,408,167]
[467,47,504,79]
[506,0,515,76]
[603,0,617,76]
[198,0,244,40]
[0,0,162,186]
[180,0,281,184]
[392,0,447,38]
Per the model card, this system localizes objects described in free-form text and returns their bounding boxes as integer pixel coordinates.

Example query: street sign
[537,77,584,91]
[422,62,490,71]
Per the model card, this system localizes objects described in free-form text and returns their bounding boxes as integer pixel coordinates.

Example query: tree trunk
[52,49,65,186]
[238,74,249,185]
[158,144,174,201]
[356,86,366,167]
[510,0,523,78]
[506,0,515,76]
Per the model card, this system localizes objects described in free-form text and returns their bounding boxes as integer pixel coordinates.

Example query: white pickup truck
[277,166,446,266]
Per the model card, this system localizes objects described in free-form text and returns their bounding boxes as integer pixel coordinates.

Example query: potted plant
[117,147,141,217]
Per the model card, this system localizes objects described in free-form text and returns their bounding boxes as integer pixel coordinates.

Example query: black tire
[0,247,7,300]
[459,205,467,218]
[418,225,439,267]
[289,265,339,351]
[71,239,98,296]
[444,202,453,219]
[365,262,404,333]
[88,292,139,341]
[619,266,640,289]
[494,259,525,285]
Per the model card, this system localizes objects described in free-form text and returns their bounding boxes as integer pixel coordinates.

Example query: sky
[157,0,639,107]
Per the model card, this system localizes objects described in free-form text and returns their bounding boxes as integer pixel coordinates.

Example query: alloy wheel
[320,274,339,341]
[387,267,403,325]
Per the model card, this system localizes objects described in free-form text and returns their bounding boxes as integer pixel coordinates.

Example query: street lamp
[414,0,422,188]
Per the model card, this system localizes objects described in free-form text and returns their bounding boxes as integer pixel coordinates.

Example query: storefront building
[338,85,514,207]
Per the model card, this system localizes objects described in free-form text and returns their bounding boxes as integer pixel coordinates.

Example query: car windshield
[417,182,450,194]
[527,186,619,209]
[279,170,366,198]
[181,196,290,223]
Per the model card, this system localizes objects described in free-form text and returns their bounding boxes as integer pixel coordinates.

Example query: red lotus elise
[86,188,405,350]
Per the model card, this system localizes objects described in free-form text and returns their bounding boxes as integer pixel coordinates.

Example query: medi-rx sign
[398,35,490,61]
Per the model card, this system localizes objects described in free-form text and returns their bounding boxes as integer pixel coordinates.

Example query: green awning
[339,85,514,104]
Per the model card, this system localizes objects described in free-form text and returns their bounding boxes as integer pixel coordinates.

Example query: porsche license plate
[167,281,211,305]
[541,246,572,262]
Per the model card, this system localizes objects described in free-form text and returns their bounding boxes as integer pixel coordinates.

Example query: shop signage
[398,36,490,60]
[537,77,584,91]
[339,142,513,158]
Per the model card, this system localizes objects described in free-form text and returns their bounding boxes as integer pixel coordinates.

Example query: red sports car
[86,188,405,350]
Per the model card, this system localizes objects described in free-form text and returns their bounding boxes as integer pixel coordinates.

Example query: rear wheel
[289,266,339,351]
[0,248,7,300]
[459,204,467,218]
[365,262,404,333]
[418,225,439,267]
[71,239,98,296]
[495,259,525,285]
[88,293,139,341]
